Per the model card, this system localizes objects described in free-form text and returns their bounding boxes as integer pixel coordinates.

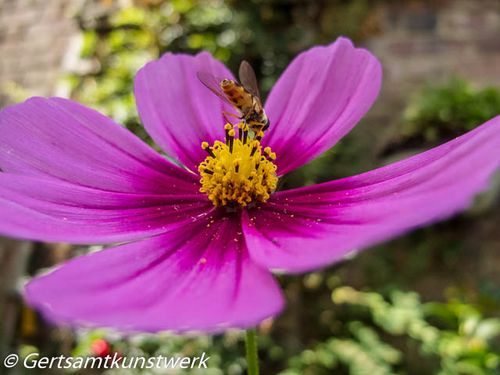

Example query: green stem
[245,329,259,375]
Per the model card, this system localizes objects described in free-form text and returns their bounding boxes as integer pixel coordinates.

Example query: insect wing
[196,71,234,105]
[238,60,261,99]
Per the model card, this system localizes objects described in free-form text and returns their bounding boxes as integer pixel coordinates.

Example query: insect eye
[221,79,231,86]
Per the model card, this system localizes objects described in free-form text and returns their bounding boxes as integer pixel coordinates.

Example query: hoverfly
[197,61,269,133]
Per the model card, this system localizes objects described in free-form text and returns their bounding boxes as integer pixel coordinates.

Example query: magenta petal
[244,117,500,273]
[25,214,284,333]
[263,37,382,175]
[0,97,197,193]
[0,173,212,244]
[134,52,235,172]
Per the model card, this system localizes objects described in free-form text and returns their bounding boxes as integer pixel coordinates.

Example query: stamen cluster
[198,123,278,207]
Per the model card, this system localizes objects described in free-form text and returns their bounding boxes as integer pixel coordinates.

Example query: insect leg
[223,112,236,126]
[223,111,241,120]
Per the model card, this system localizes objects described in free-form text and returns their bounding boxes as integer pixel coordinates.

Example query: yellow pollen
[198,122,278,207]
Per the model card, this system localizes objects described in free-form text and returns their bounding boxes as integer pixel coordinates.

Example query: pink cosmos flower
[0,38,499,333]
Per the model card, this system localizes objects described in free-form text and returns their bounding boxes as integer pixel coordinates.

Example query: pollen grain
[198,122,278,207]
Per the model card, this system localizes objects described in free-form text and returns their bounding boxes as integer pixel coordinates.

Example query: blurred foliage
[72,330,250,374]
[280,287,500,375]
[67,0,380,142]
[30,1,499,375]
[20,286,499,374]
[398,78,500,144]
[70,0,241,140]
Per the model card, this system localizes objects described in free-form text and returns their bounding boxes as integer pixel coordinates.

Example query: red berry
[91,338,110,357]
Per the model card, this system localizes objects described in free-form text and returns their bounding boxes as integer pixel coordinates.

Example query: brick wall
[1,0,498,107]
[368,0,500,110]
[0,0,82,105]
[0,0,83,355]
[345,0,500,168]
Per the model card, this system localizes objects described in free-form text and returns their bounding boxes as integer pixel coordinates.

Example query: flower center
[198,123,278,207]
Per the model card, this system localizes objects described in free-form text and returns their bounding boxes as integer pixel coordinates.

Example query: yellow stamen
[198,122,278,207]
